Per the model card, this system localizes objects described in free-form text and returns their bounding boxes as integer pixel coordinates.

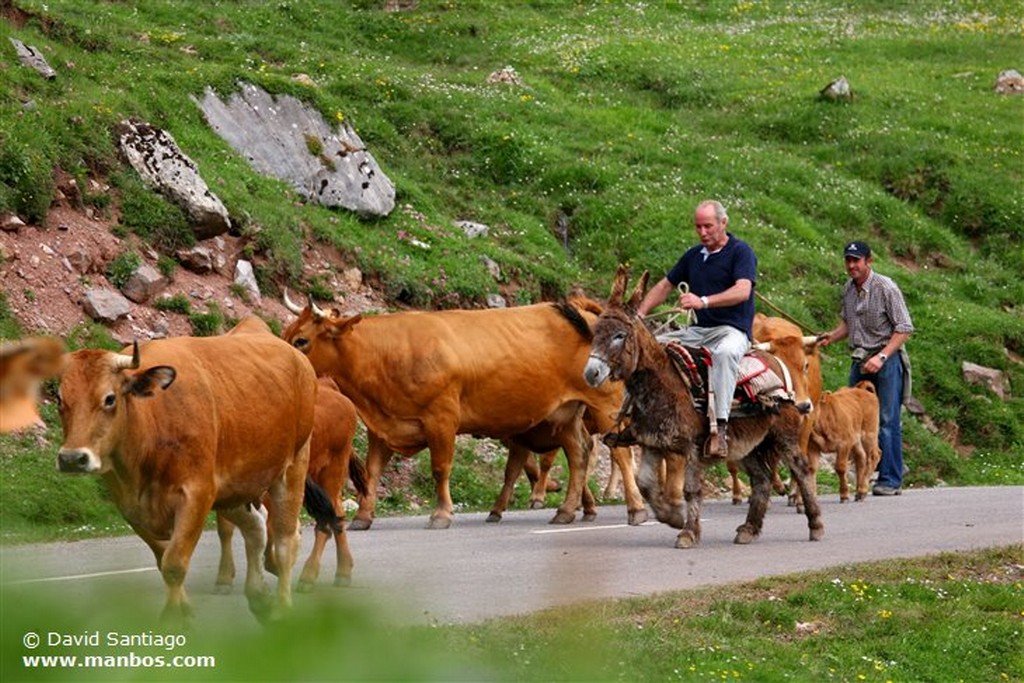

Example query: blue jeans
[849,354,904,488]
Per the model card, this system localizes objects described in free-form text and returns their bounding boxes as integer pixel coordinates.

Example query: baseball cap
[843,241,871,259]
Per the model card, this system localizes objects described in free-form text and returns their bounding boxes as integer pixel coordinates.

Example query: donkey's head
[583,265,651,388]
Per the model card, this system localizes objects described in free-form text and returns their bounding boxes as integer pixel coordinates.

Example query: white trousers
[657,325,750,422]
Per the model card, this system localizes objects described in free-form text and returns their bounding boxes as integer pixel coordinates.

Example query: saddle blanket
[664,341,792,409]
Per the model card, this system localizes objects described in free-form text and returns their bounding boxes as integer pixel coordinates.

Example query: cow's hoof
[296,580,315,594]
[627,508,648,526]
[581,511,597,522]
[854,492,867,502]
[245,593,274,625]
[795,504,805,515]
[426,516,452,530]
[809,526,825,541]
[213,583,232,595]
[333,575,352,588]
[675,531,698,549]
[734,525,758,544]
[528,499,545,510]
[485,512,502,523]
[545,478,562,493]
[159,602,195,630]
[549,510,575,525]
[731,497,743,506]
[348,518,373,531]
[840,496,850,504]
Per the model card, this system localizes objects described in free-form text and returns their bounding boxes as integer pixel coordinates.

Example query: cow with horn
[55,317,332,624]
[281,290,647,530]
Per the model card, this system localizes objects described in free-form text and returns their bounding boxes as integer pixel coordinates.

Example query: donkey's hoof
[675,531,698,549]
[734,526,758,544]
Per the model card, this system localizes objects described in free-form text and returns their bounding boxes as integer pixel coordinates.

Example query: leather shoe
[872,484,902,496]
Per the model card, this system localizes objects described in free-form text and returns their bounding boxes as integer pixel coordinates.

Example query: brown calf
[216,376,369,592]
[807,381,881,502]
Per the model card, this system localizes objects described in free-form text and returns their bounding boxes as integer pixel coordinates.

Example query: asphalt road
[3,486,1021,628]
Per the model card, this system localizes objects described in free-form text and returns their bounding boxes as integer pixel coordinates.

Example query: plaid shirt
[840,270,914,351]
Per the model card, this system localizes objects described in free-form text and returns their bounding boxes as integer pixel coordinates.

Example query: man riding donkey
[635,199,759,456]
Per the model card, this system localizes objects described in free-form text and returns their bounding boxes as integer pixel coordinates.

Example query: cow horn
[282,288,305,315]
[802,335,820,346]
[308,296,327,320]
[111,341,141,370]
[752,341,771,352]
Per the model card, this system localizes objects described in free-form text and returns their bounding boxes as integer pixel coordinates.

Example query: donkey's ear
[625,270,650,312]
[609,264,629,306]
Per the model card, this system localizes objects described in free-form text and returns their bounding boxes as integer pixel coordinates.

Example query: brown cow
[55,317,323,624]
[282,294,646,530]
[808,381,881,502]
[216,376,369,592]
[730,313,823,509]
[1,336,64,432]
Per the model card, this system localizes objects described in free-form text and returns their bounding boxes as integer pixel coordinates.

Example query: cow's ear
[124,366,176,397]
[326,313,362,338]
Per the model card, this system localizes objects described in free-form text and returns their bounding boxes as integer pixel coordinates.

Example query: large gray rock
[83,288,131,323]
[9,38,56,79]
[962,361,1010,399]
[233,259,261,304]
[194,82,395,218]
[116,119,232,239]
[121,263,167,303]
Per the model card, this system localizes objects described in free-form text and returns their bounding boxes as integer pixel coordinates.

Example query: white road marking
[7,566,157,585]
[531,521,662,534]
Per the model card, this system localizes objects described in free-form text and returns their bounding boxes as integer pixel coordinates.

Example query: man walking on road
[819,240,913,496]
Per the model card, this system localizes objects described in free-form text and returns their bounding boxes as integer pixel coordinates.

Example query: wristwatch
[878,353,888,363]
[700,296,709,309]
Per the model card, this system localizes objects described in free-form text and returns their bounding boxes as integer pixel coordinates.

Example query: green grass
[1,545,1019,682]
[435,545,1024,683]
[1,0,1023,545]
[2,0,1020,451]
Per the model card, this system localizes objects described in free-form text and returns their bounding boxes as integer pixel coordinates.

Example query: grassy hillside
[1,0,1022,538]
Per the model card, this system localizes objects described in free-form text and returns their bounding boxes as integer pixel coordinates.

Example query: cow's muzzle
[57,448,100,473]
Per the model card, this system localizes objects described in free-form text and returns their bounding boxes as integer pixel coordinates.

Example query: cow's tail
[304,477,343,534]
[855,380,877,395]
[348,456,370,497]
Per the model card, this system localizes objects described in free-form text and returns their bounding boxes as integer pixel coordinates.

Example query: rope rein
[641,285,817,337]
[645,282,694,335]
